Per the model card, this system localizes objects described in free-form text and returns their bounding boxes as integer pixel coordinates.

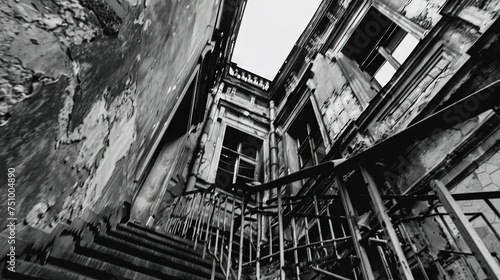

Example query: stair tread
[106,226,215,268]
[118,223,204,252]
[126,222,198,247]
[3,259,93,280]
[78,238,222,280]
[49,241,162,280]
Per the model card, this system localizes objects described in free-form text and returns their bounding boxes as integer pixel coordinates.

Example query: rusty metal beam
[309,266,353,280]
[337,176,375,280]
[430,180,500,280]
[360,166,414,280]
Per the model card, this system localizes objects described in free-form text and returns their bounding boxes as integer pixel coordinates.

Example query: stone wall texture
[0,0,218,231]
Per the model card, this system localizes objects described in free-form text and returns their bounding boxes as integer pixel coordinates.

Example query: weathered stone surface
[0,0,218,233]
[10,25,70,78]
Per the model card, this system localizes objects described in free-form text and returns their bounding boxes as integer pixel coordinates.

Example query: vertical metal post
[221,196,229,261]
[399,224,428,280]
[203,196,217,259]
[192,193,206,241]
[359,165,414,280]
[249,220,253,261]
[211,200,221,280]
[165,196,181,231]
[226,193,236,277]
[290,203,301,279]
[431,179,500,280]
[182,194,198,237]
[374,232,394,280]
[277,186,286,279]
[256,192,262,280]
[325,200,338,258]
[185,86,221,192]
[268,215,273,257]
[304,217,312,262]
[237,195,246,279]
[194,193,208,247]
[337,176,375,280]
[313,195,325,260]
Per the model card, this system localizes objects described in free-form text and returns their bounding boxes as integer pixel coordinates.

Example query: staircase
[1,204,224,280]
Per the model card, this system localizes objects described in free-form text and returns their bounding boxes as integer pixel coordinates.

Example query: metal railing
[161,80,500,279]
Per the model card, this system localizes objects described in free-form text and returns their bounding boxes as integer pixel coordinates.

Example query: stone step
[117,223,204,253]
[48,236,161,280]
[76,239,220,280]
[126,222,199,247]
[106,225,215,269]
[2,259,93,280]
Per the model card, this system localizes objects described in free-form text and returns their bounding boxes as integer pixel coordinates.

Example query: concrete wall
[0,0,219,230]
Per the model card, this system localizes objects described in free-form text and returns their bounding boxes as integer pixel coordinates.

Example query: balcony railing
[228,65,271,91]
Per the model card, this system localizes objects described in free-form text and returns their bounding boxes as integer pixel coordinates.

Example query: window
[215,127,262,189]
[342,8,419,88]
[288,102,327,169]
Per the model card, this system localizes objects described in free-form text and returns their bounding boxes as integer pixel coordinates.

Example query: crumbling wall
[309,54,363,142]
[0,0,218,231]
[400,0,446,29]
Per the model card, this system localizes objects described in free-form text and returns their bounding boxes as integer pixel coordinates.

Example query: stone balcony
[228,64,271,91]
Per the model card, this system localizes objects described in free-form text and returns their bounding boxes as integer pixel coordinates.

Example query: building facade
[2,0,500,279]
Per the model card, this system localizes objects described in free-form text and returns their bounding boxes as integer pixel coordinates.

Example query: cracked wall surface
[0,0,218,231]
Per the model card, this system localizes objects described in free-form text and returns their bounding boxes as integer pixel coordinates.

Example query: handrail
[159,80,500,279]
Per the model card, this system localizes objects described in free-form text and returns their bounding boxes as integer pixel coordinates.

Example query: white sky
[231,0,322,81]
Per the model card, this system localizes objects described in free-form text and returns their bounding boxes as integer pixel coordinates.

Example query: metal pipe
[237,195,246,279]
[194,193,207,245]
[256,192,262,280]
[399,224,428,280]
[221,196,229,261]
[304,217,312,262]
[325,200,339,259]
[182,194,197,237]
[290,203,301,279]
[430,180,500,280]
[185,83,222,192]
[203,196,217,259]
[249,220,253,261]
[226,193,236,277]
[309,266,353,280]
[337,176,375,280]
[360,165,414,280]
[313,195,325,261]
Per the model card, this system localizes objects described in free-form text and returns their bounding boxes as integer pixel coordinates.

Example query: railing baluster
[325,199,339,259]
[313,195,325,262]
[203,194,217,259]
[211,197,222,280]
[304,217,312,262]
[256,192,262,280]
[290,203,301,279]
[237,194,246,279]
[226,193,236,277]
[194,193,207,245]
[268,215,273,259]
[164,196,180,231]
[170,197,185,234]
[249,219,253,262]
[181,194,196,238]
[221,196,229,263]
[175,198,189,234]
